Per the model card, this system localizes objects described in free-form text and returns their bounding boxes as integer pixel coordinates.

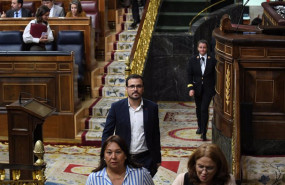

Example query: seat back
[0,31,23,51]
[81,1,99,31]
[45,42,55,51]
[23,1,35,16]
[54,1,64,8]
[57,31,85,81]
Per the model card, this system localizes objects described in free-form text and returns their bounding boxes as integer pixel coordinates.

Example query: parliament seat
[0,31,23,51]
[22,1,35,16]
[81,1,100,45]
[57,31,85,96]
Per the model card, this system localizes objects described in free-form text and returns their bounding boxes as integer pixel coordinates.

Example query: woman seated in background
[86,135,154,185]
[23,5,54,51]
[172,143,236,185]
[66,0,86,17]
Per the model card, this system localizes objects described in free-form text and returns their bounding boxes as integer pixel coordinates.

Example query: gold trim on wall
[231,60,241,180]
[224,63,231,115]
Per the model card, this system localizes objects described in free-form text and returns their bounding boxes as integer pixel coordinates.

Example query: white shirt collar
[199,54,207,59]
[128,98,143,110]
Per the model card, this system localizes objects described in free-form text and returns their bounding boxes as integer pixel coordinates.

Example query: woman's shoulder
[86,169,106,185]
[172,172,187,185]
[80,11,87,17]
[127,166,151,176]
[88,168,106,178]
[127,166,146,172]
[29,19,36,23]
[66,12,72,17]
[226,174,236,185]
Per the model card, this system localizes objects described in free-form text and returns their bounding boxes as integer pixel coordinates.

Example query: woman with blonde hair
[172,143,236,185]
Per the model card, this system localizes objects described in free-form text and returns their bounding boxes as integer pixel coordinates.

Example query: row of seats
[0,31,85,87]
[22,1,100,46]
[20,1,99,31]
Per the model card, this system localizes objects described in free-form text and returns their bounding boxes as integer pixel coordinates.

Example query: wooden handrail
[189,0,226,33]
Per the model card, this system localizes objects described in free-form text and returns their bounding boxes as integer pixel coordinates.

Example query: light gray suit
[51,5,64,17]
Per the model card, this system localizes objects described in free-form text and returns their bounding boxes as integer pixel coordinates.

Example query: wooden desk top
[213,28,285,47]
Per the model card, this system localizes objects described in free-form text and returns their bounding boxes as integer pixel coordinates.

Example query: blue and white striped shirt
[85,165,154,185]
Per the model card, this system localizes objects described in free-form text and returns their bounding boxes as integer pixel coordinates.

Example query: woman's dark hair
[35,5,50,24]
[187,143,230,185]
[92,135,141,172]
[69,0,83,14]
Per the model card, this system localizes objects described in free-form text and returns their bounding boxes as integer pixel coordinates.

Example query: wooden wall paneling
[213,28,285,158]
[0,53,80,139]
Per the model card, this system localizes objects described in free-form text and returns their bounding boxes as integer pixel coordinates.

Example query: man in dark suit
[130,0,145,29]
[102,74,161,177]
[187,39,217,141]
[1,0,32,18]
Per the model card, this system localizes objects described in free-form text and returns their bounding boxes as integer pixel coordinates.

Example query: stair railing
[126,0,161,76]
[189,0,226,34]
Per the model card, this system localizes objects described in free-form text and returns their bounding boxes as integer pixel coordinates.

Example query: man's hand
[189,90,194,97]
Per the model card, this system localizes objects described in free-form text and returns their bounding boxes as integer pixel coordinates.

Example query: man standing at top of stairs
[130,0,145,29]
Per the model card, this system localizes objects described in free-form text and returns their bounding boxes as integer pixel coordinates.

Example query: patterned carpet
[1,102,285,184]
[0,101,207,185]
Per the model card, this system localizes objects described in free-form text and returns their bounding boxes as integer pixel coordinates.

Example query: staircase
[79,7,144,146]
[156,0,209,32]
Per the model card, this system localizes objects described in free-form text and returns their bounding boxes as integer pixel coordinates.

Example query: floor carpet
[0,101,211,184]
[1,102,285,184]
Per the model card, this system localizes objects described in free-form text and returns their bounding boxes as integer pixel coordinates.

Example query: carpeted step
[122,22,139,31]
[123,13,134,22]
[112,51,131,61]
[81,130,102,146]
[82,7,140,146]
[104,74,126,86]
[155,0,209,32]
[156,12,204,27]
[160,0,209,13]
[114,41,134,51]
[106,61,127,75]
[101,86,126,98]
[117,31,137,42]
[88,97,121,117]
[155,26,190,32]
[85,117,106,130]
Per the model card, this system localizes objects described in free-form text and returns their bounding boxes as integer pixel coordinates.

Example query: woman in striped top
[86,135,154,185]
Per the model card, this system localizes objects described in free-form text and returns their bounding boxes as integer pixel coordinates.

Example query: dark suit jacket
[6,8,32,17]
[102,98,161,164]
[187,54,217,97]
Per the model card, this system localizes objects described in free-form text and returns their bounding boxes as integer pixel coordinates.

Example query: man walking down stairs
[80,6,144,146]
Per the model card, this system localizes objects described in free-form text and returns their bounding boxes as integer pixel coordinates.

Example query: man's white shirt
[128,99,148,154]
